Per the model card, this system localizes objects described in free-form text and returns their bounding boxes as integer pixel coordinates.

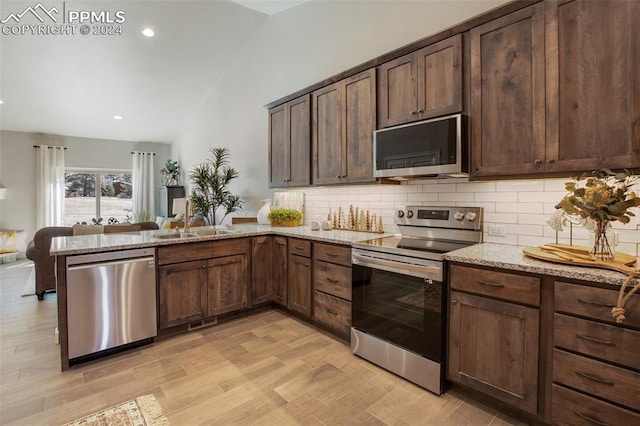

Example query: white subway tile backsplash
[285,177,640,250]
[496,180,544,192]
[475,192,518,202]
[456,182,496,193]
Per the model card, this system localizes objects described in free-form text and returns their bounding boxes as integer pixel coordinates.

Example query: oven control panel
[396,206,482,230]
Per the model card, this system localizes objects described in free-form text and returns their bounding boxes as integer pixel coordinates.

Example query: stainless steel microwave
[373,113,467,180]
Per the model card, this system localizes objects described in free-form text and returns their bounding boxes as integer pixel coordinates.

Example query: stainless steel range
[351,205,483,395]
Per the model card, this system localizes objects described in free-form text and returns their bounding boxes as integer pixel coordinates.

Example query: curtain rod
[33,145,67,149]
[131,151,156,155]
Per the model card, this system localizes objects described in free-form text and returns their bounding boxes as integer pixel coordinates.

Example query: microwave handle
[352,252,442,281]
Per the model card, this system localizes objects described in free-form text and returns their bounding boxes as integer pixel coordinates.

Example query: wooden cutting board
[523,244,639,276]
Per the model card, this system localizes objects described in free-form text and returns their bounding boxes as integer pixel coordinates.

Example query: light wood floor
[0,261,525,425]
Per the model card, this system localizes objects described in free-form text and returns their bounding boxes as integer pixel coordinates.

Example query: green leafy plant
[556,169,640,224]
[189,147,244,226]
[267,208,302,224]
[160,159,180,186]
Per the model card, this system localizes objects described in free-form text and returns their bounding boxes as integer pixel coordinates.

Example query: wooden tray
[523,244,638,276]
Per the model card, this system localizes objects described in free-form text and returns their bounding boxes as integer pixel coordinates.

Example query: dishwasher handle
[67,256,155,271]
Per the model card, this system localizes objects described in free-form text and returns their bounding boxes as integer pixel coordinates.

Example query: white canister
[257,199,272,225]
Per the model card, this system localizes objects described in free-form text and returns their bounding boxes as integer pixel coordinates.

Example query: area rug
[64,394,169,426]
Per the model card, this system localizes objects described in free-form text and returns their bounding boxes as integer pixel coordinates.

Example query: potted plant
[160,159,180,186]
[267,208,302,227]
[189,147,244,226]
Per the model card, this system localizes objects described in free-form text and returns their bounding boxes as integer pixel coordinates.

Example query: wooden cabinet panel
[450,265,540,306]
[269,95,311,187]
[378,35,462,128]
[288,253,312,317]
[272,236,288,306]
[554,313,640,370]
[448,290,539,414]
[553,348,640,411]
[313,291,350,336]
[313,260,351,301]
[416,34,462,119]
[288,238,311,257]
[470,3,545,177]
[555,281,640,328]
[157,238,248,265]
[313,242,351,267]
[313,84,343,185]
[251,236,272,306]
[158,260,207,329]
[546,0,640,172]
[378,53,415,128]
[207,254,248,316]
[552,384,640,426]
[313,69,376,185]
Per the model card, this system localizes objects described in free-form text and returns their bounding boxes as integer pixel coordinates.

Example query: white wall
[0,130,171,252]
[174,0,510,220]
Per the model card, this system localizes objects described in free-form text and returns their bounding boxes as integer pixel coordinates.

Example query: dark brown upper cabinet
[470,3,546,178]
[545,0,640,173]
[377,34,463,129]
[312,68,377,185]
[268,94,311,187]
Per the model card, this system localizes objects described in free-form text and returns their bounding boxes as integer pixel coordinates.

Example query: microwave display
[373,114,465,178]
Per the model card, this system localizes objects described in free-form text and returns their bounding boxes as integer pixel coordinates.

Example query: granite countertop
[445,242,639,287]
[50,224,394,256]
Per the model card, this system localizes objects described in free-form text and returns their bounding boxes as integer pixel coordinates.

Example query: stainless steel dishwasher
[66,248,157,360]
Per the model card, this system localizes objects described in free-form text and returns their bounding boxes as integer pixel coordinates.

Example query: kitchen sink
[154,233,195,239]
[153,229,234,239]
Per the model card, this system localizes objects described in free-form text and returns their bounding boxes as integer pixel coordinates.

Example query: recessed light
[113,115,123,120]
[142,28,154,37]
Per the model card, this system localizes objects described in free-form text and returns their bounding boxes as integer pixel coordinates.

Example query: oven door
[351,250,445,363]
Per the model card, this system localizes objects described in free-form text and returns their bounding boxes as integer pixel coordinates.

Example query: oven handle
[352,252,442,281]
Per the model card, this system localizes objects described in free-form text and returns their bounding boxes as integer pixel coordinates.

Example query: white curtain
[35,145,65,228]
[131,152,155,221]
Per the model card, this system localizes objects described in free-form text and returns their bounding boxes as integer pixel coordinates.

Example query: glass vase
[591,220,614,261]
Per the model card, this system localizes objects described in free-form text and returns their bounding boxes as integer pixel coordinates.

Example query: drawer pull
[574,411,609,426]
[294,246,305,250]
[327,308,338,315]
[326,277,339,283]
[575,371,615,386]
[479,280,504,288]
[576,333,616,347]
[326,253,338,257]
[577,298,616,308]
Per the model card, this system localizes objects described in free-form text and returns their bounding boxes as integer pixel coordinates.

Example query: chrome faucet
[184,199,190,233]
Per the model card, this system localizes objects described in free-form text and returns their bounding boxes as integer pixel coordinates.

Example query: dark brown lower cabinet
[207,254,248,316]
[448,290,539,415]
[158,260,207,329]
[157,239,249,329]
[251,236,273,306]
[288,253,312,317]
[272,237,288,306]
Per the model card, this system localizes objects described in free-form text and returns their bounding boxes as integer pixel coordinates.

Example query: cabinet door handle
[326,277,339,283]
[417,109,423,113]
[575,371,615,386]
[534,159,542,165]
[576,333,616,347]
[327,308,338,315]
[451,300,457,305]
[573,411,610,426]
[547,158,555,164]
[577,298,616,308]
[479,280,504,288]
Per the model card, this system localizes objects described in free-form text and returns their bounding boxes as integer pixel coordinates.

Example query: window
[64,169,133,226]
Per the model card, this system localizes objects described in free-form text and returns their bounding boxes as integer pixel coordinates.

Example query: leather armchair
[25,222,159,300]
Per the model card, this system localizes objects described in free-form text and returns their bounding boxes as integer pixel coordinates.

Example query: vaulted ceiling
[0,0,309,143]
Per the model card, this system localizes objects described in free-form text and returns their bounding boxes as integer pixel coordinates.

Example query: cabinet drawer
[289,238,311,257]
[555,281,640,328]
[313,291,350,335]
[450,265,540,306]
[158,238,248,265]
[554,313,640,370]
[313,242,351,267]
[314,260,351,301]
[552,384,640,426]
[553,348,640,411]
